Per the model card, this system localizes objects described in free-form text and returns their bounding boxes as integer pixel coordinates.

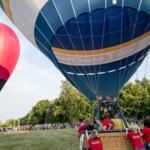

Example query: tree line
[0,78,150,127]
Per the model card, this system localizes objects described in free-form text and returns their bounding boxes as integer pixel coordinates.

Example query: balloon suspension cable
[115,99,129,128]
[94,96,115,119]
[94,95,101,120]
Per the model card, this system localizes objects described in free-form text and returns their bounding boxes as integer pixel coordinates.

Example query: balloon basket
[81,130,132,150]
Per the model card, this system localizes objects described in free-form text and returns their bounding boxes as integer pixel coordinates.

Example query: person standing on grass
[85,130,103,150]
[141,117,150,150]
[126,127,145,150]
[78,119,92,138]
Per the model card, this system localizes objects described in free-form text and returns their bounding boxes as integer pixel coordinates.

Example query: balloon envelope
[1,0,150,100]
[0,23,20,91]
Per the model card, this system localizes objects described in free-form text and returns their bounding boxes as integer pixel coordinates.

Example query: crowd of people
[0,122,79,132]
[78,113,150,150]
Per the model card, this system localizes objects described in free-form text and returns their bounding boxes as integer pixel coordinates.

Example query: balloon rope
[119,0,149,89]
[51,0,96,93]
[117,4,124,98]
[69,0,97,92]
[120,22,150,89]
[96,6,108,98]
[40,9,95,93]
[35,38,88,94]
[87,0,98,94]
[119,6,141,87]
[69,0,97,94]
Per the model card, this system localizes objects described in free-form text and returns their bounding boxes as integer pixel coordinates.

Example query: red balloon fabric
[0,23,20,91]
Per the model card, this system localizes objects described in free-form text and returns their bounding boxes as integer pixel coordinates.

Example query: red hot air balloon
[0,23,20,91]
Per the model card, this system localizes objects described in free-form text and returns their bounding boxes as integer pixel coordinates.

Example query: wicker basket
[83,131,133,150]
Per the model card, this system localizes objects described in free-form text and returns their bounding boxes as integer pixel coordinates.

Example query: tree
[43,81,93,123]
[4,119,19,127]
[0,121,3,127]
[118,78,150,119]
[57,81,92,122]
[19,78,150,125]
[20,100,51,125]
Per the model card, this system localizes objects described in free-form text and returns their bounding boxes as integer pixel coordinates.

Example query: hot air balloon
[1,1,150,149]
[1,0,149,101]
[0,22,20,91]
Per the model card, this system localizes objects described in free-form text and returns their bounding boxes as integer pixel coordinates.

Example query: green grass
[0,129,79,150]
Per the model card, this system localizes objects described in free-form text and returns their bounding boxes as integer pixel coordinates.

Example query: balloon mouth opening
[0,65,10,80]
[0,79,7,91]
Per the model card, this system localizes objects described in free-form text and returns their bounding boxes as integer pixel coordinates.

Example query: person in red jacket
[101,116,114,130]
[141,117,150,150]
[127,127,145,150]
[78,119,92,138]
[95,112,114,130]
[85,130,103,150]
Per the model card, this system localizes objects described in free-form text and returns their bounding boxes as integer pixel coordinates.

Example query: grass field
[0,129,79,150]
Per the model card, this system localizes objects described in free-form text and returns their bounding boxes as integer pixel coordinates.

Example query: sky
[0,9,150,122]
[0,9,65,122]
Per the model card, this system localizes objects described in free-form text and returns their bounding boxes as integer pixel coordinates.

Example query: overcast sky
[0,9,149,122]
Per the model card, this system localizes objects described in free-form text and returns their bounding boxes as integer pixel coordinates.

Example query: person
[77,119,92,138]
[141,117,150,150]
[85,130,103,150]
[95,112,114,130]
[101,113,114,130]
[94,118,106,130]
[126,127,145,150]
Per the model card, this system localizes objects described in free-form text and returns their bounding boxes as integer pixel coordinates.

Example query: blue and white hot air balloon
[1,0,150,101]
